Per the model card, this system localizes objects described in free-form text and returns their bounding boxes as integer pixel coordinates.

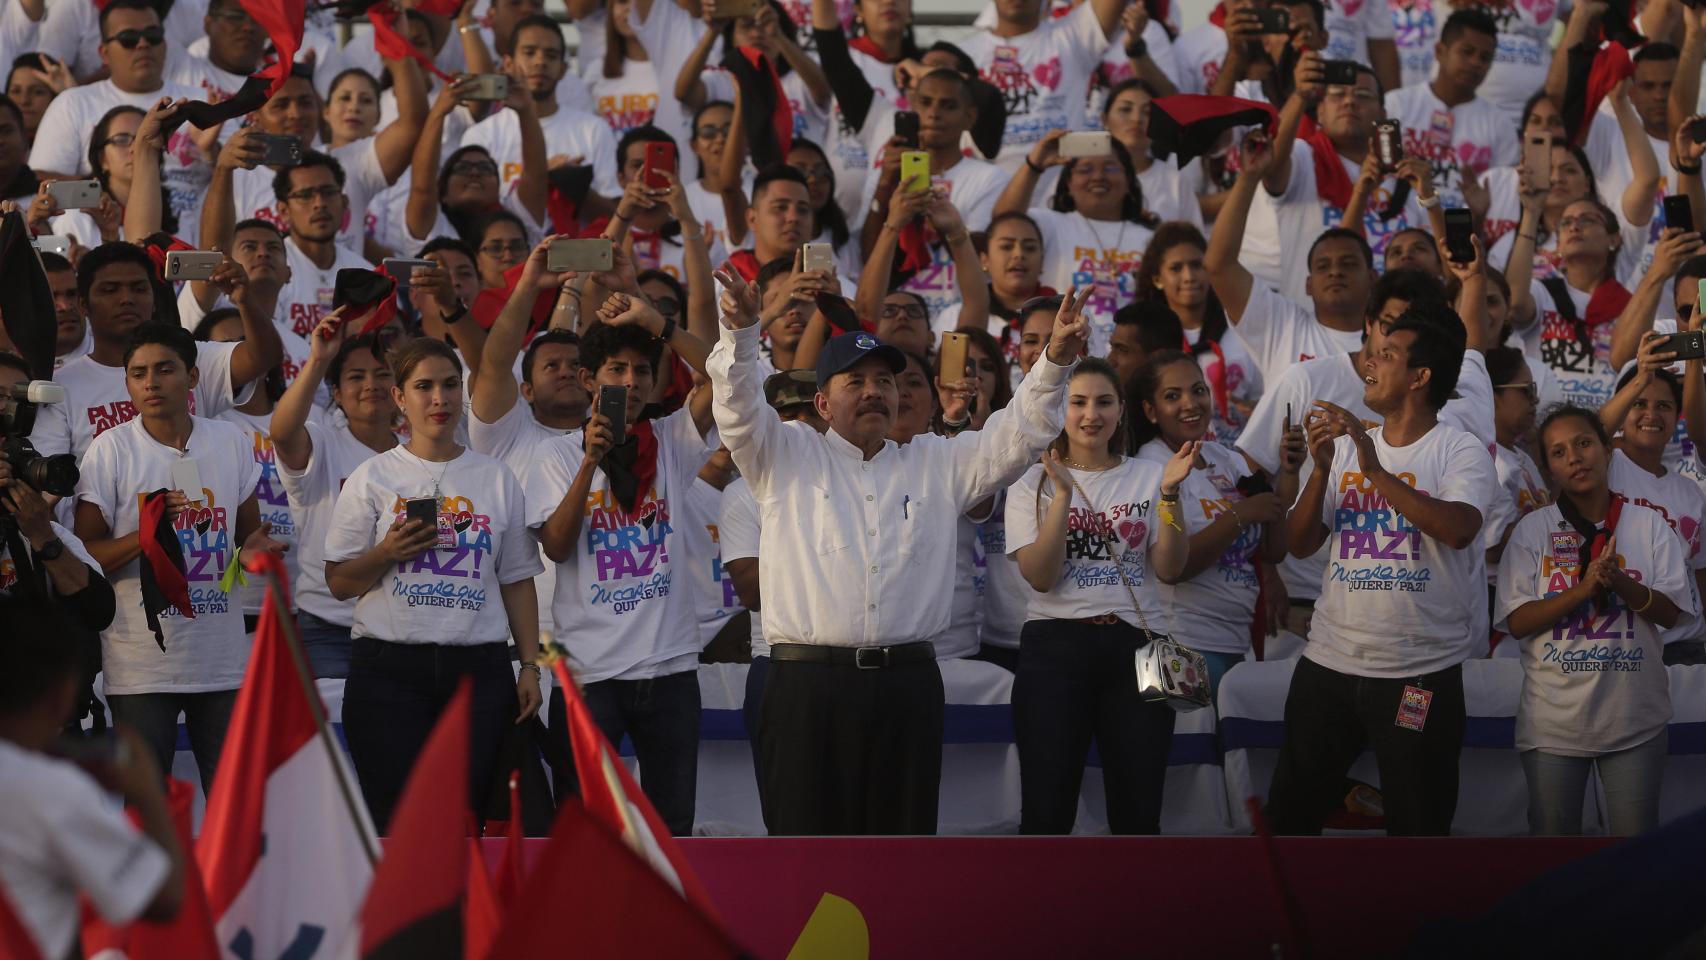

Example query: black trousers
[970,642,1019,673]
[1267,656,1466,836]
[1013,618,1176,835]
[759,655,944,835]
[342,637,517,835]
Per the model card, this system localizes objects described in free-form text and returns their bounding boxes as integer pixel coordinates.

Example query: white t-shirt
[325,445,543,645]
[937,515,987,660]
[586,58,668,142]
[523,408,716,683]
[1138,438,1262,655]
[1516,277,1620,411]
[1484,441,1549,583]
[1236,351,1379,601]
[28,79,212,225]
[1607,449,1706,577]
[1440,349,1496,451]
[977,490,1027,650]
[229,138,392,253]
[1231,281,1366,384]
[1496,502,1695,755]
[31,342,246,461]
[1028,206,1154,356]
[853,156,1006,320]
[467,399,572,636]
[1136,157,1206,230]
[0,741,172,960]
[277,239,379,342]
[681,476,744,649]
[1390,0,1439,90]
[961,3,1112,173]
[462,105,621,203]
[75,416,261,694]
[1171,23,1228,96]
[1322,0,1396,66]
[1383,83,1519,211]
[221,409,299,616]
[278,419,392,627]
[1307,422,1496,677]
[718,474,766,657]
[1004,456,1172,635]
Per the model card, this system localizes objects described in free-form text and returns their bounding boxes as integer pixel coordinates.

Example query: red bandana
[138,489,194,649]
[368,6,453,82]
[1299,116,1354,210]
[847,35,895,62]
[470,260,555,336]
[1585,279,1633,326]
[142,234,196,284]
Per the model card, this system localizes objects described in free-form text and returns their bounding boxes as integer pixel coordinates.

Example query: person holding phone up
[323,338,544,834]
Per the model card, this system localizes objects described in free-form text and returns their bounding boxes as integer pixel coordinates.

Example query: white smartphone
[47,179,101,210]
[171,459,203,502]
[165,250,223,281]
[31,235,70,257]
[1058,131,1114,159]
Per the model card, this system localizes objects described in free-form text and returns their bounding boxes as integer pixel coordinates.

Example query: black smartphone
[1665,194,1696,235]
[1375,119,1403,171]
[1692,117,1706,144]
[405,496,438,527]
[1252,7,1289,32]
[1661,329,1706,361]
[256,133,303,166]
[1444,207,1476,263]
[1235,473,1273,497]
[1322,60,1359,86]
[598,384,628,447]
[894,111,920,148]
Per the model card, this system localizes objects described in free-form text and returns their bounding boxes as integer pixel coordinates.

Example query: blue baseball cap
[814,330,906,389]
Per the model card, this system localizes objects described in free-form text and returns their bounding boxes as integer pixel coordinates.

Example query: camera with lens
[0,380,77,504]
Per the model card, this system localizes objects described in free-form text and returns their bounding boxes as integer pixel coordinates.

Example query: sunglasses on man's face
[104,26,166,49]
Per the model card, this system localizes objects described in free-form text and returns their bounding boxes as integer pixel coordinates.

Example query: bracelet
[680,226,703,242]
[1517,233,1536,243]
[1159,488,1180,503]
[1025,155,1044,174]
[1632,583,1656,614]
[459,23,481,35]
[1417,193,1440,209]
[519,662,542,675]
[1125,37,1148,59]
[1158,501,1183,533]
[942,413,970,430]
[440,301,467,325]
[657,315,677,341]
[1677,162,1703,176]
[613,211,630,222]
[945,231,970,246]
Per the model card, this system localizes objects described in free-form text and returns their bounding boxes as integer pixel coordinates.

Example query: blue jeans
[297,610,353,680]
[548,669,701,836]
[1013,619,1176,835]
[341,637,518,834]
[1522,731,1668,836]
[1196,650,1244,702]
[106,689,239,795]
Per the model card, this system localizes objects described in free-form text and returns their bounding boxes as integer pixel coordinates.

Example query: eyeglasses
[881,303,928,321]
[102,132,136,149]
[695,123,730,139]
[1559,215,1606,231]
[793,164,832,183]
[448,159,498,178]
[284,185,341,204]
[1494,382,1539,400]
[479,239,529,255]
[649,295,681,318]
[103,26,165,49]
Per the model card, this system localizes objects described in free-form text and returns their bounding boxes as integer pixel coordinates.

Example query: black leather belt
[769,641,936,670]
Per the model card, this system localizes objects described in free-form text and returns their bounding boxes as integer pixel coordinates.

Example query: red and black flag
[172,0,307,133]
[1147,95,1278,167]
[137,489,194,649]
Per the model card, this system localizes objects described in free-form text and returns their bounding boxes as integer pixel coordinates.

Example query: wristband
[1025,155,1044,174]
[657,315,677,341]
[1417,192,1440,209]
[1633,583,1656,614]
[1125,37,1147,59]
[1677,161,1703,176]
[440,301,468,325]
[459,22,481,34]
[942,413,970,430]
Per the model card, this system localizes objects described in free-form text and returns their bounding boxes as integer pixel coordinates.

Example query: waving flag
[198,553,377,960]
[80,779,220,960]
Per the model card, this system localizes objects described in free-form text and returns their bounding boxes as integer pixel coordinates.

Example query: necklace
[410,446,455,498]
[1063,455,1120,471]
[1075,210,1130,278]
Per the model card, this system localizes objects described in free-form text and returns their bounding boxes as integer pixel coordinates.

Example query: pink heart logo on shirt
[1117,519,1148,551]
[1033,57,1063,92]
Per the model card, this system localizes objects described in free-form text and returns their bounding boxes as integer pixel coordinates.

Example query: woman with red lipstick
[324,338,545,834]
[1496,405,1694,835]
[1131,351,1300,697]
[1005,355,1196,834]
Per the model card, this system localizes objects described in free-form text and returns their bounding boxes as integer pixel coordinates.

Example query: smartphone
[31,235,70,257]
[1375,119,1402,171]
[801,241,834,274]
[546,238,613,273]
[899,151,930,192]
[711,0,762,17]
[165,250,223,281]
[1252,6,1289,32]
[404,496,438,527]
[1691,117,1706,144]
[463,73,510,101]
[1284,402,1293,430]
[939,331,970,383]
[1665,194,1695,235]
[382,257,435,287]
[1059,131,1114,159]
[171,459,203,502]
[642,141,676,190]
[255,133,302,167]
[1523,134,1552,193]
[893,110,920,148]
[1661,329,1706,361]
[1322,60,1359,86]
[598,384,628,447]
[1235,473,1273,497]
[1444,207,1476,264]
[47,179,100,210]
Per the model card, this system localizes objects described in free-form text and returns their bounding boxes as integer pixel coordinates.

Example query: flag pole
[259,564,381,866]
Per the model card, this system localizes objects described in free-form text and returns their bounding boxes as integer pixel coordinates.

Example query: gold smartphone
[939,331,970,382]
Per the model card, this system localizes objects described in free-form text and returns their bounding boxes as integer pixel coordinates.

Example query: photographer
[0,352,113,630]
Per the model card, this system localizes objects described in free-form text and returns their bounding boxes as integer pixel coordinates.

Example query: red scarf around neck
[1299,116,1355,210]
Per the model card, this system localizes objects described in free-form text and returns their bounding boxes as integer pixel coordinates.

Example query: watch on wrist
[440,300,468,325]
[1125,37,1147,59]
[36,537,64,561]
[657,315,678,341]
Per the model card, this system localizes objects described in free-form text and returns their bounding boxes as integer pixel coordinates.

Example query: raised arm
[509,84,548,224]
[664,172,717,344]
[707,267,792,479]
[126,97,180,241]
[937,199,987,326]
[475,236,572,425]
[1611,228,1698,369]
[1599,333,1669,435]
[213,258,284,392]
[1610,82,1660,227]
[995,130,1067,218]
[270,311,350,472]
[857,184,931,320]
[674,14,720,110]
[773,27,830,108]
[457,2,496,75]
[407,82,461,244]
[1503,174,1545,332]
[199,125,263,274]
[1087,0,1125,39]
[373,57,428,183]
[811,0,874,129]
[1262,52,1323,197]
[1672,4,1706,134]
[1205,135,1275,325]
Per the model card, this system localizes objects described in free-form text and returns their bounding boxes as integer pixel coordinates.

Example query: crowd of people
[5,0,1706,945]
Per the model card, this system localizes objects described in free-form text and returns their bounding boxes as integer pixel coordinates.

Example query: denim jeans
[1522,731,1668,836]
[1195,650,1244,702]
[1013,618,1176,835]
[548,669,701,836]
[341,637,518,835]
[106,689,239,795]
[296,610,354,680]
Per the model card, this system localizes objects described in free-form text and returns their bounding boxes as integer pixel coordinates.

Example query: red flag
[493,773,526,903]
[549,661,718,916]
[358,679,472,959]
[0,881,43,960]
[469,260,555,334]
[199,552,376,958]
[238,0,307,97]
[81,779,220,960]
[368,6,453,82]
[1576,43,1634,147]
[486,796,740,958]
[462,837,500,960]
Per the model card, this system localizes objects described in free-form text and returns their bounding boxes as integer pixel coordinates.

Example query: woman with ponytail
[1496,405,1694,835]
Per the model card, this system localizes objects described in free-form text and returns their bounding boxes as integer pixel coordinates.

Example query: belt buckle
[855,645,888,669]
[1092,614,1119,625]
